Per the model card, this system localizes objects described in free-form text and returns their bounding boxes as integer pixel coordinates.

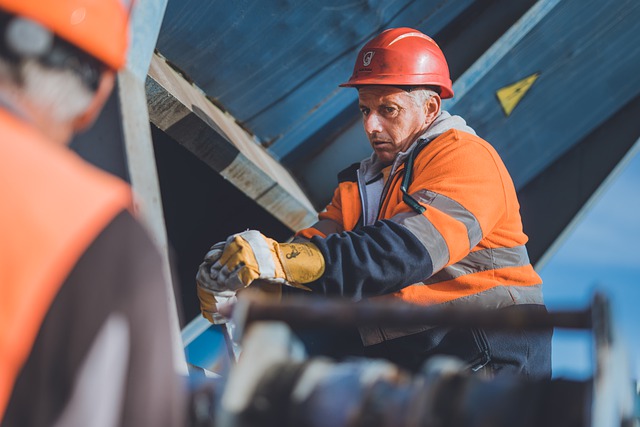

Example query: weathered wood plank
[146,53,317,231]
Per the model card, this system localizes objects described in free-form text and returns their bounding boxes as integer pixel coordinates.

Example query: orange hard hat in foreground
[341,27,454,99]
[0,0,132,70]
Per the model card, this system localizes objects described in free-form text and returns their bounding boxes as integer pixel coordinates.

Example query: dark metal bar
[230,293,593,331]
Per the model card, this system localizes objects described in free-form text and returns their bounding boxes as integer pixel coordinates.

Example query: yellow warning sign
[496,72,540,116]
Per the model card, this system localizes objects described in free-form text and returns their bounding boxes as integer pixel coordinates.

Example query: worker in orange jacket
[0,1,186,425]
[197,27,551,377]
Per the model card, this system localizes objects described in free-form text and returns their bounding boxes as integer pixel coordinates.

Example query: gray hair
[406,87,439,111]
[0,57,94,123]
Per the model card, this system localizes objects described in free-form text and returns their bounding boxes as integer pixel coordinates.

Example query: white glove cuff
[234,230,277,278]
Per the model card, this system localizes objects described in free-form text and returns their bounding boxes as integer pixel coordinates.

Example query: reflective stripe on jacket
[297,113,543,345]
[0,110,131,419]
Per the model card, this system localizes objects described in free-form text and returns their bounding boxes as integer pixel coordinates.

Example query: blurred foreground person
[0,1,185,425]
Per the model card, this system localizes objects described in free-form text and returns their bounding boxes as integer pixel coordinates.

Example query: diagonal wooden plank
[146,53,317,232]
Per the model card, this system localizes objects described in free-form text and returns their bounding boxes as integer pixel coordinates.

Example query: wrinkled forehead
[357,85,412,105]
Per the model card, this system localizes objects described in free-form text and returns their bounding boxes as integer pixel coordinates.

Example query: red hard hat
[340,27,454,99]
[0,0,132,70]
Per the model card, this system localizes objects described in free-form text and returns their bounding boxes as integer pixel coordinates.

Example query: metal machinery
[186,293,638,427]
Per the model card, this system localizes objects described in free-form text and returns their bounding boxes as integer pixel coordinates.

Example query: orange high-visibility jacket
[0,110,131,419]
[297,113,543,345]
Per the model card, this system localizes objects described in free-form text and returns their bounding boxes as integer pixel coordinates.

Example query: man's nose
[364,112,383,135]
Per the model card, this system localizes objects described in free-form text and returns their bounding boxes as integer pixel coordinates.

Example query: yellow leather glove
[216,230,325,291]
[196,285,235,324]
[196,241,234,323]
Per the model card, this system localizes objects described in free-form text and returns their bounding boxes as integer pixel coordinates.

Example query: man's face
[358,85,431,165]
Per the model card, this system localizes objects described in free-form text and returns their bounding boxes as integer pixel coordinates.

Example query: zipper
[469,328,492,372]
[373,137,435,221]
[356,169,367,226]
[376,165,405,221]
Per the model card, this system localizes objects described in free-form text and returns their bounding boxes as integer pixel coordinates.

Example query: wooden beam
[121,0,188,374]
[146,53,317,232]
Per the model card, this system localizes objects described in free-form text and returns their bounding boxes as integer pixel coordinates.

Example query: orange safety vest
[298,129,542,343]
[0,110,131,419]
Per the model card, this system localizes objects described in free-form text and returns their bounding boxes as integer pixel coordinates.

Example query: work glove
[196,241,235,323]
[196,242,229,293]
[215,230,325,291]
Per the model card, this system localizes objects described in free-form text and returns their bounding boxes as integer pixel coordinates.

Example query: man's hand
[196,286,236,323]
[216,230,325,291]
[196,231,325,323]
[196,242,229,293]
[196,241,234,323]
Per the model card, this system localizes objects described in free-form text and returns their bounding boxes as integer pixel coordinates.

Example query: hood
[421,110,476,141]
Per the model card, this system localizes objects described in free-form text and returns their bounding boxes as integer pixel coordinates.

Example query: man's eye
[383,107,397,115]
[360,108,370,116]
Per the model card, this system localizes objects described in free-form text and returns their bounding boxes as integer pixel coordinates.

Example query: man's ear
[425,94,441,124]
[71,70,116,132]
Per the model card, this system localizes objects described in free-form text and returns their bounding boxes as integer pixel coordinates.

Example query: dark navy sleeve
[307,219,433,300]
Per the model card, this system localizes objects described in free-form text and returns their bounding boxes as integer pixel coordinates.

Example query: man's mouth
[372,140,392,147]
